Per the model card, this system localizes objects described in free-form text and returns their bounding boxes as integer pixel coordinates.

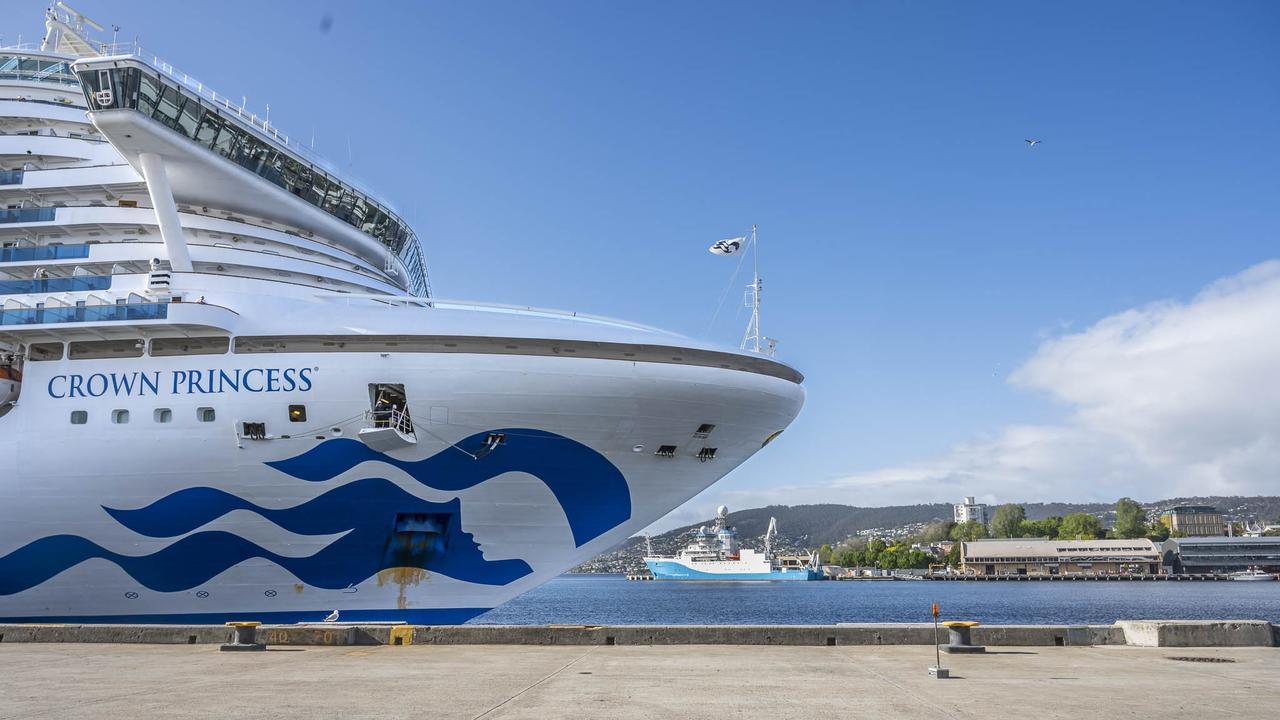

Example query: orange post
[932,603,942,673]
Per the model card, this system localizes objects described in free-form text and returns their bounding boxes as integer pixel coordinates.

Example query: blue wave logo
[266,428,630,547]
[0,428,631,596]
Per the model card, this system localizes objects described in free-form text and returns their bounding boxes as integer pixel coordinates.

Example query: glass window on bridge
[76,64,430,296]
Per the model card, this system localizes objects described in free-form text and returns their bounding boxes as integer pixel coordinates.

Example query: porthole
[70,410,87,425]
[288,404,307,423]
[197,406,215,422]
[154,408,173,423]
[111,409,129,424]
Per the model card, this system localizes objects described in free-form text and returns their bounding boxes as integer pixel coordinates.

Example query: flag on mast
[709,236,746,256]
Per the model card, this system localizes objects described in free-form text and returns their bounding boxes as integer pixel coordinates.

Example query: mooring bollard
[940,621,986,654]
[221,621,266,652]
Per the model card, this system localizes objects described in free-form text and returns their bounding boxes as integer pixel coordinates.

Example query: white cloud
[654,260,1280,529]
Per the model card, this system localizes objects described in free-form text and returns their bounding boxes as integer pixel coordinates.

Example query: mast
[43,2,105,57]
[740,225,761,353]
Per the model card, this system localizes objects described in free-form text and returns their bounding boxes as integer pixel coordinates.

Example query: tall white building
[954,496,989,525]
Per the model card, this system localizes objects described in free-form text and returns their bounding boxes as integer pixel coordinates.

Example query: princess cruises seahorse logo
[0,429,632,595]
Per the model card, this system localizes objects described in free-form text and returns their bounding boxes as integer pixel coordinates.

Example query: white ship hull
[644,558,820,581]
[0,11,805,622]
[0,335,803,622]
[1229,571,1276,582]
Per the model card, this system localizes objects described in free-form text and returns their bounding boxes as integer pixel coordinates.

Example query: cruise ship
[0,7,804,623]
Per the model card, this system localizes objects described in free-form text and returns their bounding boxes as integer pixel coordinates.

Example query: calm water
[470,574,1280,625]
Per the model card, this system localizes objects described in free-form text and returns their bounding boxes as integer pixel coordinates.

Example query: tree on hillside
[991,504,1027,538]
[818,544,833,564]
[1113,497,1148,539]
[1146,521,1170,542]
[1059,512,1104,540]
[950,520,988,542]
[946,543,961,567]
[1018,516,1062,538]
[918,520,955,543]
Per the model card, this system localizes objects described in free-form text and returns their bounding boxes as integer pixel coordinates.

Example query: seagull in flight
[1025,139,1042,148]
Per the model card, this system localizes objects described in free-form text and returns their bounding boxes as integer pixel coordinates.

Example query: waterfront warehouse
[960,539,1162,577]
[1164,536,1280,574]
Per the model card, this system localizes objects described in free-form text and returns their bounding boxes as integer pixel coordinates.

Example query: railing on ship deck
[0,276,111,294]
[0,301,168,326]
[364,408,415,436]
[0,207,55,223]
[0,244,89,262]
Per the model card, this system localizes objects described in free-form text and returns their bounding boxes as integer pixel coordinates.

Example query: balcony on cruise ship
[0,298,166,326]
[0,293,241,339]
[0,207,55,224]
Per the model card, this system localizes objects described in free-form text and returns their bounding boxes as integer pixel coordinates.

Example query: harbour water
[470,573,1280,625]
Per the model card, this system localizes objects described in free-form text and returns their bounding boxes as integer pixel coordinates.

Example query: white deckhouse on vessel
[0,7,804,623]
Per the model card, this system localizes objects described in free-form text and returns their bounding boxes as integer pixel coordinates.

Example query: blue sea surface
[470,574,1280,625]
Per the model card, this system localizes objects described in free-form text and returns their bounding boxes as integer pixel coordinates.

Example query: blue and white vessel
[644,506,821,580]
[0,7,804,623]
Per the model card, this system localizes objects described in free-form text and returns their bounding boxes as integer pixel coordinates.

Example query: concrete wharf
[927,573,1236,581]
[0,619,1275,647]
[2,640,1277,719]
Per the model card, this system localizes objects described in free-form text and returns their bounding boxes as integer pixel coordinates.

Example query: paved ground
[0,644,1276,719]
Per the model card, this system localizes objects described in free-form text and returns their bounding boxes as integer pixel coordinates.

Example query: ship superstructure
[0,7,804,623]
[644,506,821,580]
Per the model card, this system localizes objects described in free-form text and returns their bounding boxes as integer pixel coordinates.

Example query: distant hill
[652,503,957,544]
[574,495,1280,574]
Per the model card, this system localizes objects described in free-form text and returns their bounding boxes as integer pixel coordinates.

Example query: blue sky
[15,1,1280,527]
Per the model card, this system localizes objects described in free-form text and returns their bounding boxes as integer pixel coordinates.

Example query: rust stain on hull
[377,567,429,610]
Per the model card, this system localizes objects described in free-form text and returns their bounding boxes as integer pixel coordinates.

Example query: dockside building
[1163,536,1280,574]
[1158,506,1224,537]
[960,539,1162,577]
